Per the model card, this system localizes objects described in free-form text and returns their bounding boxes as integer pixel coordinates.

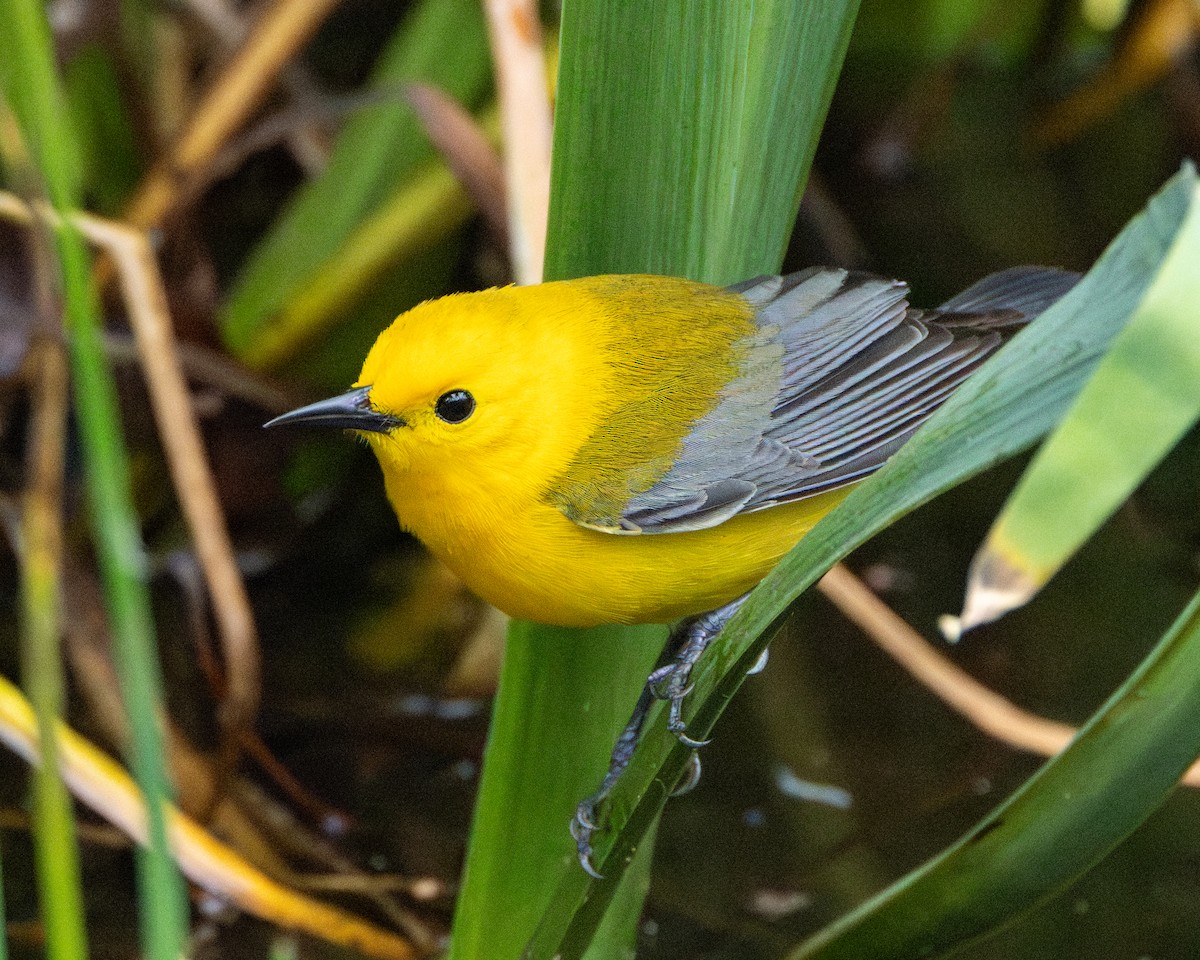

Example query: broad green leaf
[545,0,861,286]
[445,622,663,960]
[959,181,1200,630]
[793,581,1200,960]
[452,2,862,959]
[525,165,1199,958]
[220,0,491,357]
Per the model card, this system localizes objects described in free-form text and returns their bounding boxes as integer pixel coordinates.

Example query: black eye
[435,389,475,424]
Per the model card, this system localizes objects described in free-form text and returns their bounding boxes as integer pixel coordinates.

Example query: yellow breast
[360,275,832,626]
[381,459,849,626]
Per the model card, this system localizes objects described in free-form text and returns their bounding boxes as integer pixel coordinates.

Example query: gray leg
[571,594,751,877]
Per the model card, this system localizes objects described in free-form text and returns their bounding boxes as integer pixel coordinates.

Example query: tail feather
[938,266,1080,321]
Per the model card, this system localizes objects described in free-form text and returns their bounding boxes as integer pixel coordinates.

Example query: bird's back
[550,266,1079,539]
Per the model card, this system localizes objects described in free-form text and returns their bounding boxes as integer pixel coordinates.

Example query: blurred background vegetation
[0,0,1199,957]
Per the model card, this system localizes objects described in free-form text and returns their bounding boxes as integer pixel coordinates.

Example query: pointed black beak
[264,385,403,433]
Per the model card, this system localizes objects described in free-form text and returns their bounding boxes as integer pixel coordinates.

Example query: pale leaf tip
[956,545,1042,635]
[938,614,963,644]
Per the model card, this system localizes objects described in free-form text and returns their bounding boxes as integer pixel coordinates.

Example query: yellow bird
[267,265,1076,872]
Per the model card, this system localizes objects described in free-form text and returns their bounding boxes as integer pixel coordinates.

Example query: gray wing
[612,265,1078,534]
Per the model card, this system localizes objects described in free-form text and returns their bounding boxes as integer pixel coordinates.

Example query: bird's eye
[435,389,475,424]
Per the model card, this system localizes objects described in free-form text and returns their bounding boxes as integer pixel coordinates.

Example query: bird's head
[266,284,605,498]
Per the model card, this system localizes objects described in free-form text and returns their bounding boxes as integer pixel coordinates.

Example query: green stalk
[446,622,663,960]
[448,2,861,958]
[61,223,189,960]
[20,341,88,960]
[545,0,860,284]
[0,1,190,956]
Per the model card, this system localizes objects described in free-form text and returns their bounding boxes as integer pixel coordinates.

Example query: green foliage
[795,579,1200,959]
[220,0,492,357]
[972,181,1200,610]
[546,0,861,285]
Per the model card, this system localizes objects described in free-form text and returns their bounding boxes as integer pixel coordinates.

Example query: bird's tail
[936,266,1080,327]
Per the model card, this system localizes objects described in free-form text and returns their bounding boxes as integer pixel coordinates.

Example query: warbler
[267,265,1077,873]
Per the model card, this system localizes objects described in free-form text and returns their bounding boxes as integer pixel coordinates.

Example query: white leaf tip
[938,614,963,644]
[958,546,1042,634]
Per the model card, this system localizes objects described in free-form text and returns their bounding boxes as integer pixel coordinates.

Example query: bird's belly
[425,488,851,627]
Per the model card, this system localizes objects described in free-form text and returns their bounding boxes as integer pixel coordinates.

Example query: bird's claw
[578,846,604,880]
[572,799,606,879]
[659,674,710,748]
[668,725,711,749]
[671,751,703,797]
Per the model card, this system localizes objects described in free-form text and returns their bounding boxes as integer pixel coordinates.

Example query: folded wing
[598,265,1078,534]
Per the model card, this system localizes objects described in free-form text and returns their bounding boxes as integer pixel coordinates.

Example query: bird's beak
[264,385,403,433]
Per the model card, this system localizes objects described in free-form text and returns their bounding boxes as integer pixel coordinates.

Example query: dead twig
[124,0,345,230]
[0,192,262,771]
[101,330,294,414]
[56,557,441,952]
[0,673,421,960]
[816,562,1200,788]
[405,84,507,239]
[483,0,552,284]
[182,0,332,175]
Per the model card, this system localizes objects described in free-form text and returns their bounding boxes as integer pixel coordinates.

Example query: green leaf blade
[790,582,1200,960]
[0,0,191,954]
[446,622,664,960]
[480,2,864,959]
[545,0,861,285]
[962,179,1200,627]
[530,164,1200,960]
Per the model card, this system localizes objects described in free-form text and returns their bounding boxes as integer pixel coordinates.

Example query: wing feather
[565,265,1078,535]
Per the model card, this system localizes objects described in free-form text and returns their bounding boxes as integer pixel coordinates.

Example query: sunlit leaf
[960,178,1200,630]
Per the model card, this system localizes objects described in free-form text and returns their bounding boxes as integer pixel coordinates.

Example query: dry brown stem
[0,192,262,772]
[124,0,344,230]
[817,563,1200,788]
[59,561,440,951]
[405,83,507,238]
[483,0,552,283]
[0,673,420,960]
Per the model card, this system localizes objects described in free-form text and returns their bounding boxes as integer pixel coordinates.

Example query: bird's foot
[647,660,711,748]
[572,748,704,878]
[571,594,755,875]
